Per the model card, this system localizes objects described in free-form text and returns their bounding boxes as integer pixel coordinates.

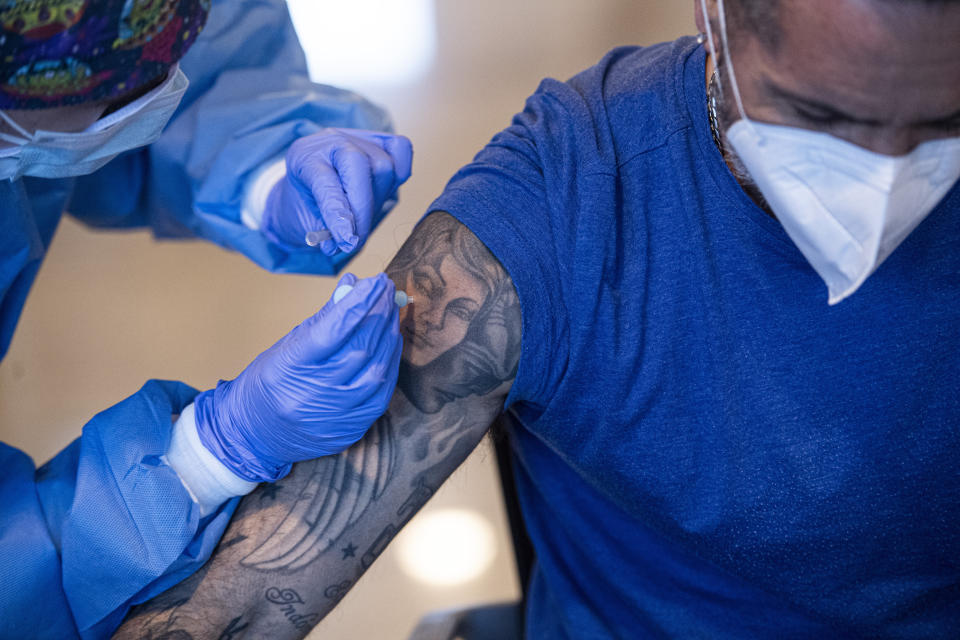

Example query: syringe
[333,283,411,308]
[305,229,333,247]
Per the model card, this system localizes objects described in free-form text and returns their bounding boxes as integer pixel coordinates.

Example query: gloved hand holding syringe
[263,129,413,255]
[305,237,411,308]
[192,272,411,484]
[189,128,414,485]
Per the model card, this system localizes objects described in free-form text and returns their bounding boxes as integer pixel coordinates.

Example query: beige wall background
[0,2,693,638]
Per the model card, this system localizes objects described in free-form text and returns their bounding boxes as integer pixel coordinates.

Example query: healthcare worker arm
[113,213,523,639]
[0,274,402,640]
[67,0,410,274]
[187,272,403,487]
[0,381,240,640]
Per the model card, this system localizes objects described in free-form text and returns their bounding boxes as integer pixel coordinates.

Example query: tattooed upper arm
[114,212,522,640]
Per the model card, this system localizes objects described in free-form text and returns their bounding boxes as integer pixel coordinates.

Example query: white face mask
[0,64,189,182]
[702,0,960,304]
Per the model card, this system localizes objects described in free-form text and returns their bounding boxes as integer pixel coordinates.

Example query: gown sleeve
[67,0,395,275]
[0,380,239,640]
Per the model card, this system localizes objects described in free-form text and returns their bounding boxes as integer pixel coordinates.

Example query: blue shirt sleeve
[0,380,239,640]
[66,0,394,275]
[427,76,612,410]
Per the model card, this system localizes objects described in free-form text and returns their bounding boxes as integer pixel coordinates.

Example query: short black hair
[723,0,781,50]
[728,0,778,30]
[727,0,959,49]
[734,0,959,11]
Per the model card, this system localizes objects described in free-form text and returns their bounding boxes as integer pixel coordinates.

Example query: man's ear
[695,0,708,33]
[694,0,719,47]
[695,0,723,73]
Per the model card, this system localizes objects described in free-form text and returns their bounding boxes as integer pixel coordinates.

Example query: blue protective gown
[0,0,394,637]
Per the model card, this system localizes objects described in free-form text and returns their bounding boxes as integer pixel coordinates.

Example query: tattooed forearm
[398,476,435,520]
[263,588,320,631]
[217,616,249,640]
[114,212,522,639]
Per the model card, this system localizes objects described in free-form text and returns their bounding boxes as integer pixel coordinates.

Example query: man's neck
[704,54,775,218]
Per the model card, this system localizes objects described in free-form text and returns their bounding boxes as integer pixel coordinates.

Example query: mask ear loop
[701,0,764,143]
[0,110,33,146]
[699,0,725,97]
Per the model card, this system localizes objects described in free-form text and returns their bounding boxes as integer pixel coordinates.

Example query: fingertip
[377,271,395,290]
[339,238,361,254]
[372,274,398,308]
[331,212,360,253]
[338,273,389,310]
[388,136,414,183]
[319,237,339,256]
[336,272,359,289]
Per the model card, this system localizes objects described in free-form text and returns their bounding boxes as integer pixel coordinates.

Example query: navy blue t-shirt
[430,36,960,638]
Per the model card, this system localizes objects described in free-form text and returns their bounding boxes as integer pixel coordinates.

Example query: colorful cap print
[0,0,209,109]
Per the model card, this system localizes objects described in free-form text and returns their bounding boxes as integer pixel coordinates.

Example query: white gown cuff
[240,155,287,231]
[165,403,258,516]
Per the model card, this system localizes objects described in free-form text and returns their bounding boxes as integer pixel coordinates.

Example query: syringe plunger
[305,229,333,247]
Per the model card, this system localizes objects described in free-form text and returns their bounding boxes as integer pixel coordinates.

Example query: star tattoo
[258,483,284,501]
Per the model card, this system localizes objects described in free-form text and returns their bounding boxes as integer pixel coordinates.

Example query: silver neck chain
[707,70,724,154]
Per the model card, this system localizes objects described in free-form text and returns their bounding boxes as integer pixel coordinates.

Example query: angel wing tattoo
[241,418,397,572]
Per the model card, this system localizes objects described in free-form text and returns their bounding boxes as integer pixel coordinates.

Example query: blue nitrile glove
[262,128,414,256]
[193,273,402,483]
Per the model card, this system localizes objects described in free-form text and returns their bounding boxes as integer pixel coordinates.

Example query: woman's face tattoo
[400,255,487,367]
[388,213,521,415]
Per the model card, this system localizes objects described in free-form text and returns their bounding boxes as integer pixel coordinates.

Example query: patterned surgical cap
[0,0,209,109]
